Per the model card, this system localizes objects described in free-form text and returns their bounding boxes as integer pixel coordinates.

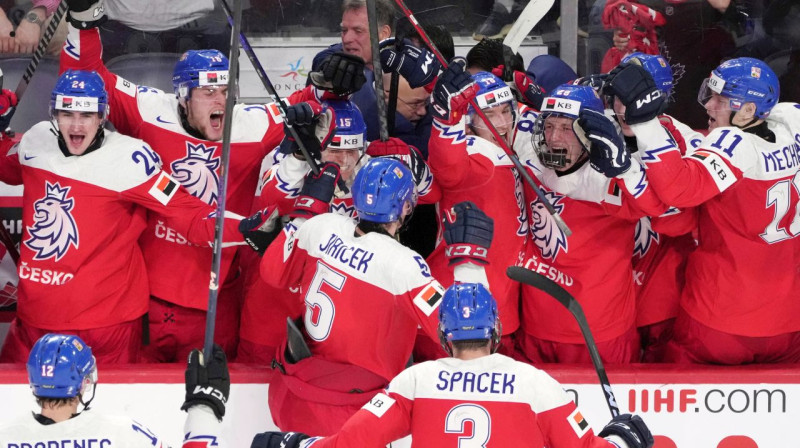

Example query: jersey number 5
[445,404,491,448]
[761,172,800,243]
[304,262,346,341]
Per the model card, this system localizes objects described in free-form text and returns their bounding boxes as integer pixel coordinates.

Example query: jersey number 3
[445,404,492,448]
[304,262,346,341]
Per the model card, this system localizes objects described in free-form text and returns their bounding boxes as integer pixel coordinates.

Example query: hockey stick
[503,0,555,54]
[506,266,620,417]
[215,0,349,194]
[14,0,67,100]
[367,0,389,142]
[391,0,571,236]
[204,0,243,359]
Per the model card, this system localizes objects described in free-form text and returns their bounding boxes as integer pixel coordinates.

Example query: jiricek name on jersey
[319,233,375,274]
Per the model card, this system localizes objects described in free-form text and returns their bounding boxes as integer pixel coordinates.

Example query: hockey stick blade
[503,0,556,54]
[506,266,620,417]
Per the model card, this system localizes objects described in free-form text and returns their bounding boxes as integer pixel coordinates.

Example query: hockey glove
[366,138,429,189]
[599,414,654,448]
[239,206,282,254]
[66,0,107,29]
[380,38,441,89]
[290,162,341,219]
[0,89,18,132]
[604,63,666,125]
[574,73,608,94]
[574,108,631,177]
[181,344,230,420]
[251,431,310,448]
[431,58,479,126]
[280,102,335,161]
[512,70,546,110]
[443,201,493,267]
[309,52,367,97]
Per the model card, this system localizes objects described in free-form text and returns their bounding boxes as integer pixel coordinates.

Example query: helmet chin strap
[178,103,209,141]
[77,382,97,413]
[51,121,105,157]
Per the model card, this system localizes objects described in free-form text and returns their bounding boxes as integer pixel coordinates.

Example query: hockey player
[250,283,655,448]
[252,157,492,435]
[0,70,244,364]
[0,333,229,448]
[421,65,530,361]
[58,0,364,361]
[602,56,800,364]
[512,81,668,364]
[237,99,437,364]
[609,52,700,362]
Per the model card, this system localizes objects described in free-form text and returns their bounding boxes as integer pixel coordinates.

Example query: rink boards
[0,363,796,448]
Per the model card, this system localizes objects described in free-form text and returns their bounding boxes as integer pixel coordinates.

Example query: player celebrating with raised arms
[0,333,229,448]
[249,156,492,435]
[600,56,800,364]
[513,82,668,365]
[0,70,244,364]
[250,283,655,448]
[58,0,366,362]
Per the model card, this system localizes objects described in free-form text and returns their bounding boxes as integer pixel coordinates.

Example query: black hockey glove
[251,431,310,448]
[279,101,335,161]
[574,73,608,94]
[604,63,666,125]
[599,414,654,448]
[431,58,479,126]
[309,52,367,97]
[380,38,441,89]
[181,344,230,420]
[574,108,630,178]
[239,206,282,255]
[290,162,341,219]
[66,0,107,29]
[443,201,493,267]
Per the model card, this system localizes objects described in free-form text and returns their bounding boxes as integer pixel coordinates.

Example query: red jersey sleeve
[428,119,495,190]
[631,119,747,208]
[0,136,22,185]
[60,26,147,137]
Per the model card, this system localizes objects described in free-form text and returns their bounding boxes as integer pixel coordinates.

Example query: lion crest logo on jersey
[634,217,659,258]
[530,191,567,260]
[25,182,79,261]
[513,168,530,237]
[171,142,220,205]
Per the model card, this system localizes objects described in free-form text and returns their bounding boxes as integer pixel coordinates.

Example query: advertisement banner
[0,365,795,448]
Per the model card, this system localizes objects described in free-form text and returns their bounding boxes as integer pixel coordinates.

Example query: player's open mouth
[210,110,224,129]
[69,134,85,147]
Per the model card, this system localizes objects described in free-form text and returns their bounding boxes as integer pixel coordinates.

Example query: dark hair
[356,220,395,237]
[406,25,455,61]
[35,395,78,408]
[342,0,396,31]
[466,38,524,73]
[452,339,491,352]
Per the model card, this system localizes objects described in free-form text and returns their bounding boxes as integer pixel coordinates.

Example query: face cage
[531,112,576,169]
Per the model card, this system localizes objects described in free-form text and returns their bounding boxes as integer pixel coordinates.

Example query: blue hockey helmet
[352,157,417,223]
[438,283,501,355]
[27,334,97,399]
[622,52,673,96]
[468,71,517,129]
[50,70,109,120]
[325,100,367,152]
[698,57,779,119]
[533,84,604,169]
[172,49,230,101]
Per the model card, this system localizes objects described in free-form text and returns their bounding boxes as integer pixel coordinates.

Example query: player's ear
[378,24,392,41]
[740,102,757,121]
